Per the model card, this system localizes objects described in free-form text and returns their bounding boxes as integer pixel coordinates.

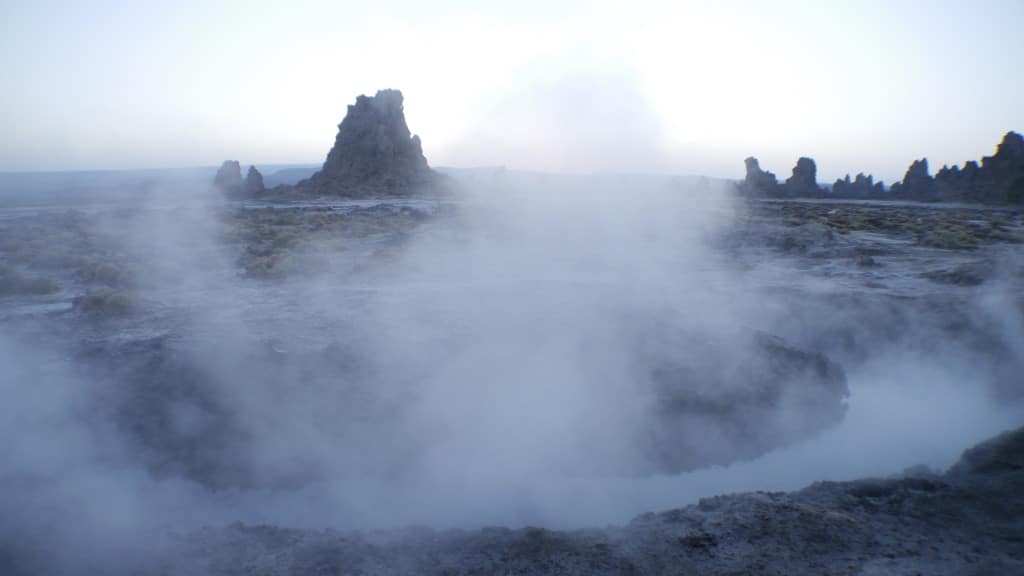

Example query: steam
[1,172,1022,573]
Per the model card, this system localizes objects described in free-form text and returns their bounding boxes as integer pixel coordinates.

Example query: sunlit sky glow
[2,0,1022,181]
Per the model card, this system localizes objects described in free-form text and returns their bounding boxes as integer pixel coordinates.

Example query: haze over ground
[2,0,1023,180]
[2,3,1024,573]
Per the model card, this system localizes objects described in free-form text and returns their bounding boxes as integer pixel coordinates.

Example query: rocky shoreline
[165,425,1024,575]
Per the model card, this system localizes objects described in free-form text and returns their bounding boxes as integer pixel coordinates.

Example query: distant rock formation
[832,173,885,197]
[933,161,979,201]
[890,159,935,200]
[892,133,1024,202]
[979,131,1024,203]
[213,161,265,198]
[245,166,265,195]
[740,157,824,197]
[983,131,1024,180]
[783,157,820,197]
[738,131,1024,204]
[295,89,438,197]
[740,157,780,196]
[213,161,244,196]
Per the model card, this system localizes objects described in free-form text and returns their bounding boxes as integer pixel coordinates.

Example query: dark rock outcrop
[295,89,438,197]
[739,156,825,198]
[890,158,935,200]
[948,425,1024,476]
[244,166,265,195]
[738,156,780,196]
[926,132,1024,202]
[982,131,1024,178]
[213,160,244,196]
[933,163,973,200]
[980,131,1024,203]
[832,172,885,197]
[783,157,821,197]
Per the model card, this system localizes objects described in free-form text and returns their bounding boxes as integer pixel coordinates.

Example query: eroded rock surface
[295,89,439,197]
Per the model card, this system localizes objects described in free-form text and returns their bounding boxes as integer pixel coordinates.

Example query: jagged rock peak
[904,158,933,185]
[890,158,935,200]
[995,131,1024,158]
[982,131,1024,174]
[300,89,436,196]
[905,158,930,180]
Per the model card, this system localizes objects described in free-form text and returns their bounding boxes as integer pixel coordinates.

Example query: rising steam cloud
[1,172,1022,575]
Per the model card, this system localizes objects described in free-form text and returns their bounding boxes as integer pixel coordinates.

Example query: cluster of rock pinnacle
[740,131,1024,204]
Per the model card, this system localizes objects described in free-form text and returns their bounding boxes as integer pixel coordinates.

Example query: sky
[1,0,1022,181]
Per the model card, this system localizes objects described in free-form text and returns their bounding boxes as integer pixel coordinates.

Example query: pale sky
[2,0,1022,182]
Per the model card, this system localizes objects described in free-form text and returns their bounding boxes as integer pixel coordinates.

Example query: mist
[1,167,1022,574]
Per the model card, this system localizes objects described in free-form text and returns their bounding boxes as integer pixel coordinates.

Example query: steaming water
[1,178,1022,558]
